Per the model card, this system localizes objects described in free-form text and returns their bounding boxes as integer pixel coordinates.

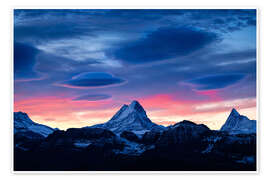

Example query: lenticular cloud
[58,72,125,88]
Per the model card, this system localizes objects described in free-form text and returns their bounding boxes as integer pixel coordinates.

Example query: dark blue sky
[14,9,257,129]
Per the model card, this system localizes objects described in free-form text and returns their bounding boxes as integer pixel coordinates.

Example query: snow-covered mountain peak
[14,112,33,123]
[14,111,55,137]
[220,108,256,134]
[129,100,144,111]
[91,100,165,134]
[230,108,240,117]
[110,100,147,122]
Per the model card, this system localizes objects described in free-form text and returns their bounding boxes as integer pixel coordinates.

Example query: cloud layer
[73,94,111,101]
[14,42,40,80]
[109,27,219,63]
[59,72,125,88]
[187,73,246,90]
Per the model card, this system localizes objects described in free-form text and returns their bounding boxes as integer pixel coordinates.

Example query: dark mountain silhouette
[13,101,256,171]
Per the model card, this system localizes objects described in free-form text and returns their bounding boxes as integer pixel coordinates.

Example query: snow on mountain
[14,112,55,137]
[220,108,256,134]
[91,100,165,134]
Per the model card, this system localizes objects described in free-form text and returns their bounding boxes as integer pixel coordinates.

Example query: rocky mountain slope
[91,100,165,134]
[14,112,55,137]
[220,108,256,134]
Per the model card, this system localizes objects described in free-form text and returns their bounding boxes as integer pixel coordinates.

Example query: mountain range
[14,100,256,137]
[13,100,257,171]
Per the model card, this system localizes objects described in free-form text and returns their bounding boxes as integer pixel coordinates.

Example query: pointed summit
[129,100,146,114]
[130,100,140,106]
[130,100,143,109]
[220,108,256,134]
[109,100,147,122]
[230,108,240,117]
[91,100,165,134]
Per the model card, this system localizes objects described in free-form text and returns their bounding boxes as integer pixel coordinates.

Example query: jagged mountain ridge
[14,103,256,137]
[91,100,165,134]
[220,108,256,134]
[14,112,55,137]
[14,104,257,170]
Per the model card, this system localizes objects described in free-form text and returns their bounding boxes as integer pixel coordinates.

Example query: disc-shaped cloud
[73,94,111,101]
[186,73,246,90]
[59,72,125,88]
